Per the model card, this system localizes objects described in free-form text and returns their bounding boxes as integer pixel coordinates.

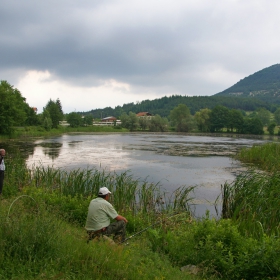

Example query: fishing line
[120,211,189,244]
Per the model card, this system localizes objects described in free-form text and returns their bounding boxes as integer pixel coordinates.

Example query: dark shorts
[87,220,126,243]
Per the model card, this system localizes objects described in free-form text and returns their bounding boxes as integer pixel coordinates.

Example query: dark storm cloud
[1,0,280,98]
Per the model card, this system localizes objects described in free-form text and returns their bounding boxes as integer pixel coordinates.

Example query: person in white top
[0,149,6,195]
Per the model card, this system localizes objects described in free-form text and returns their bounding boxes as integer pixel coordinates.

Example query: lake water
[23,133,271,218]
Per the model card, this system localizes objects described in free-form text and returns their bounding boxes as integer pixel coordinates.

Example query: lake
[21,133,271,218]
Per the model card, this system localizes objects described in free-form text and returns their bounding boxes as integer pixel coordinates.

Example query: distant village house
[93,116,121,126]
[31,107,38,113]
[136,112,153,119]
[101,116,117,122]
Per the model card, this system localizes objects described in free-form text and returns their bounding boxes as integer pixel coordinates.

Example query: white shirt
[0,157,5,171]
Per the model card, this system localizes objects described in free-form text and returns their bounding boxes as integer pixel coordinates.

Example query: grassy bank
[7,125,129,139]
[237,142,280,171]
[221,142,280,236]
[1,153,280,279]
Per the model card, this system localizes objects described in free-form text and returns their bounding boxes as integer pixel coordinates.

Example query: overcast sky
[1,0,280,113]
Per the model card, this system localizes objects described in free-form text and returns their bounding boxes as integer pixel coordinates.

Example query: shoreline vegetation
[1,131,280,279]
[1,124,280,142]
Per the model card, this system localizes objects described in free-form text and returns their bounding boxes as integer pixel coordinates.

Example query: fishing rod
[120,212,189,244]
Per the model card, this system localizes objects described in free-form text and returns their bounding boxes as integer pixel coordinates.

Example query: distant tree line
[81,95,275,120]
[119,104,280,135]
[1,80,280,136]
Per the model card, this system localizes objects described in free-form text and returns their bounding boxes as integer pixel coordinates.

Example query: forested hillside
[82,95,273,119]
[216,64,280,103]
[81,64,280,119]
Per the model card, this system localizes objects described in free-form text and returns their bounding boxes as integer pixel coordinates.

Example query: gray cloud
[1,0,280,111]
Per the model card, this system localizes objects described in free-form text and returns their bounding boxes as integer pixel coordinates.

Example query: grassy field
[1,147,280,279]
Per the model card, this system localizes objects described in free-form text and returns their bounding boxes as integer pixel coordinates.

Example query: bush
[146,217,280,279]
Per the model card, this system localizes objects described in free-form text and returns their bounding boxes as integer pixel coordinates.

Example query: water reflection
[1,140,36,161]
[40,142,63,161]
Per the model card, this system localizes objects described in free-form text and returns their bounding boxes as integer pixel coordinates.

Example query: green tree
[25,107,39,126]
[120,112,138,131]
[268,122,276,135]
[274,108,280,125]
[127,112,139,131]
[41,110,52,131]
[56,98,63,115]
[194,108,211,132]
[209,105,230,132]
[0,81,29,134]
[67,112,82,127]
[120,113,130,129]
[138,117,148,130]
[148,115,169,132]
[228,109,244,133]
[83,115,93,126]
[169,104,194,132]
[44,99,63,128]
[256,108,271,126]
[242,117,264,135]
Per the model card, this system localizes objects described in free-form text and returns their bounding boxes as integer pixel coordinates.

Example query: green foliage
[221,170,280,238]
[138,116,149,130]
[256,107,271,126]
[0,201,195,280]
[274,107,280,125]
[4,151,29,196]
[148,114,169,132]
[41,109,53,131]
[24,188,92,225]
[237,142,280,171]
[44,99,64,128]
[242,117,264,135]
[209,105,230,132]
[268,122,276,135]
[169,104,195,132]
[143,215,280,279]
[0,81,34,135]
[120,112,139,131]
[85,94,273,120]
[228,109,244,133]
[194,108,211,132]
[67,112,83,127]
[83,114,93,126]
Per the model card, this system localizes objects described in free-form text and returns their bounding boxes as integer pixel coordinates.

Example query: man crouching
[85,187,128,244]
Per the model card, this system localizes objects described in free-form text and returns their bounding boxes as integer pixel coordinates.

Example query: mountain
[215,64,280,103]
[80,64,280,118]
[82,95,272,119]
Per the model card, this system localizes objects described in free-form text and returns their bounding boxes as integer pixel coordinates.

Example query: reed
[221,169,280,237]
[237,142,280,172]
[4,154,195,227]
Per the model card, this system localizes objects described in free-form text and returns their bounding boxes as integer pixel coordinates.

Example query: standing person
[0,149,6,196]
[85,187,128,243]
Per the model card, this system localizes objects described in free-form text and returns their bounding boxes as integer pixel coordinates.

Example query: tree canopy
[0,81,33,134]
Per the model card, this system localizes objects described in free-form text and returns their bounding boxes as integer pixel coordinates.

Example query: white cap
[98,187,111,195]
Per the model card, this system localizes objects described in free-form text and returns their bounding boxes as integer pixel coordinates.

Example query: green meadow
[1,142,280,279]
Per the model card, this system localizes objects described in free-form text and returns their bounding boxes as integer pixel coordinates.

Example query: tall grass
[0,199,197,280]
[221,170,280,238]
[237,142,280,172]
[4,154,195,229]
